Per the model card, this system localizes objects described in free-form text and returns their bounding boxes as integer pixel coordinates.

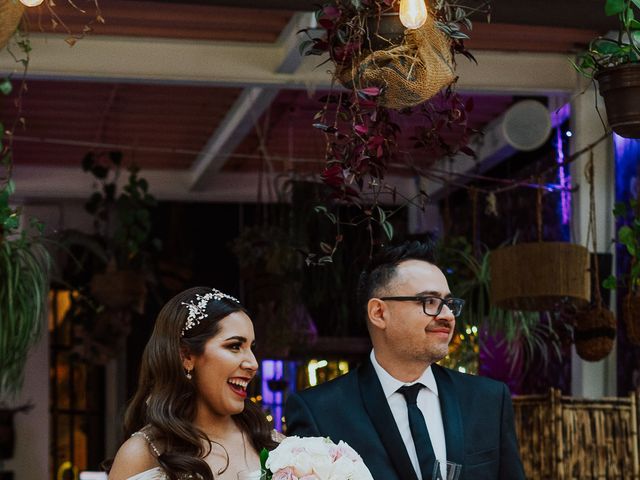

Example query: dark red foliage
[300,0,484,194]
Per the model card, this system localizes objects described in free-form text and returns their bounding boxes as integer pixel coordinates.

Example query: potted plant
[0,80,51,469]
[55,151,160,364]
[573,0,640,138]
[81,151,158,313]
[297,0,487,261]
[301,0,485,188]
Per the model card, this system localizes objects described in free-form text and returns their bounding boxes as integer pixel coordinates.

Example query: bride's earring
[185,368,193,380]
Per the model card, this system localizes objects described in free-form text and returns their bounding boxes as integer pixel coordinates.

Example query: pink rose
[273,467,298,480]
[335,441,361,462]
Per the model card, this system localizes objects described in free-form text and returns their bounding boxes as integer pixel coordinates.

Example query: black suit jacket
[284,360,525,480]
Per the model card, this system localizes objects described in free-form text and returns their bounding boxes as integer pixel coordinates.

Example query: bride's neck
[193,411,238,439]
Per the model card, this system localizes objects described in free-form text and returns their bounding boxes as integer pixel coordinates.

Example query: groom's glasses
[380,296,465,317]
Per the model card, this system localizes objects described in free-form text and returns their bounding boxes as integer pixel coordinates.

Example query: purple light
[261,359,284,431]
[556,127,571,225]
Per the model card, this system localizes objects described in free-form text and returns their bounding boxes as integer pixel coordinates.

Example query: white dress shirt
[370,350,447,480]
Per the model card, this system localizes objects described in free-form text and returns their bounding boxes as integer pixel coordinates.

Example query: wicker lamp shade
[490,242,591,311]
[0,0,24,50]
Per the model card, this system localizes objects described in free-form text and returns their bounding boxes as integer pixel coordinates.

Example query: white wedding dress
[125,430,283,480]
[127,467,166,480]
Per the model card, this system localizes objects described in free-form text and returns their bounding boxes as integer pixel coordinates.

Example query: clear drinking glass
[237,470,267,480]
[432,460,463,480]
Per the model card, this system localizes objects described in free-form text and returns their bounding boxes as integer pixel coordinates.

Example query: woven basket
[90,270,147,314]
[623,293,640,345]
[490,242,591,311]
[0,0,24,50]
[336,15,455,109]
[573,305,616,361]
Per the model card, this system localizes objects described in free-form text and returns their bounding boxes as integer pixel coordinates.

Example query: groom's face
[381,259,456,365]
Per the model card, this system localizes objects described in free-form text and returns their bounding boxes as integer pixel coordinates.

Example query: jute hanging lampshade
[490,180,591,312]
[490,242,591,311]
[0,0,24,50]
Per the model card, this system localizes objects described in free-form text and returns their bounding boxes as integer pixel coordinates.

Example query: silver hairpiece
[180,289,240,337]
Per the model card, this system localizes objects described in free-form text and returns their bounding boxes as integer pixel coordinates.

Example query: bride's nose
[242,350,258,372]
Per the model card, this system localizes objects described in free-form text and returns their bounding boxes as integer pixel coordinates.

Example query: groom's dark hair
[357,238,439,323]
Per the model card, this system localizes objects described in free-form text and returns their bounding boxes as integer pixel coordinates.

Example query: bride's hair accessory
[181,289,240,336]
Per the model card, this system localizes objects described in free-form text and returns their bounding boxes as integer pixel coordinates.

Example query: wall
[3,324,49,479]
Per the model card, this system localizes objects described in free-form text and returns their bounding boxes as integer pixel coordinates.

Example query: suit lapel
[432,364,465,466]
[358,360,419,480]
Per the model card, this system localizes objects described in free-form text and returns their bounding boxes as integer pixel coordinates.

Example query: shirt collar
[370,349,439,399]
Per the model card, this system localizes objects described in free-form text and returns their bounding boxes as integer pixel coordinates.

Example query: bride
[108,287,280,480]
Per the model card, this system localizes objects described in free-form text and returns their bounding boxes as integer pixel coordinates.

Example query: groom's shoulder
[435,364,507,394]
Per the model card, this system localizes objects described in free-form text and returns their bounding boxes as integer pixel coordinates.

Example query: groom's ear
[367,298,387,330]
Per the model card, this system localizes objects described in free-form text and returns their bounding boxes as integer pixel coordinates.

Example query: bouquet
[260,436,374,480]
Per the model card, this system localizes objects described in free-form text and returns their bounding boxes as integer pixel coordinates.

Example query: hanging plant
[301,0,487,186]
[0,80,51,403]
[299,0,488,262]
[53,151,161,365]
[572,0,640,138]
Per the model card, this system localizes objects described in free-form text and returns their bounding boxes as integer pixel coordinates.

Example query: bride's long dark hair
[120,286,277,480]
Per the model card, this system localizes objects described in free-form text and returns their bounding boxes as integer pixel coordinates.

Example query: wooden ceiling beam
[188,12,315,190]
[0,33,578,93]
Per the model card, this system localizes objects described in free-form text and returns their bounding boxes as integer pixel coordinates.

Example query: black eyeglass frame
[379,296,465,317]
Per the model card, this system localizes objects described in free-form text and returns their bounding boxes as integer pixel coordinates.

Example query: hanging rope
[585,151,603,307]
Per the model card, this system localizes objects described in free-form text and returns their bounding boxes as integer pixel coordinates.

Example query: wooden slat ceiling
[5,0,588,184]
[5,80,243,170]
[25,1,294,43]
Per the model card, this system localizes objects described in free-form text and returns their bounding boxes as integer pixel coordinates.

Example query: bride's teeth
[228,380,248,389]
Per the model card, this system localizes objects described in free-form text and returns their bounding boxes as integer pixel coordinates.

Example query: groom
[284,240,525,480]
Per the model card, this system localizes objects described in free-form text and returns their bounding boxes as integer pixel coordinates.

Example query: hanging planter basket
[489,242,591,311]
[0,0,24,50]
[623,292,640,345]
[595,63,640,139]
[90,270,147,314]
[336,14,455,110]
[573,305,616,361]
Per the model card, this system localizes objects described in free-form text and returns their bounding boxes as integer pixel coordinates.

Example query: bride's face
[190,311,258,417]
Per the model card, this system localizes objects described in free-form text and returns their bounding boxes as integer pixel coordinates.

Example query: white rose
[348,460,374,480]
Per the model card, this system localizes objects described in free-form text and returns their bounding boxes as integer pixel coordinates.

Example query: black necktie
[398,383,436,480]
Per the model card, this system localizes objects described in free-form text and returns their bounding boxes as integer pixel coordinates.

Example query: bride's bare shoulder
[108,433,160,480]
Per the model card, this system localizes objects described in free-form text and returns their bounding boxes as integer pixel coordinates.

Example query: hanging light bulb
[399,0,428,30]
[19,0,45,6]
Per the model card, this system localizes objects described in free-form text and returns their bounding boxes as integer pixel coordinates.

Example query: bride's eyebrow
[223,336,248,342]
